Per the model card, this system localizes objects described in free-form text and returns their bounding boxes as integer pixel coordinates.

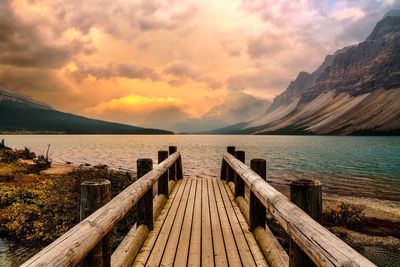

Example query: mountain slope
[218,11,400,135]
[0,88,172,134]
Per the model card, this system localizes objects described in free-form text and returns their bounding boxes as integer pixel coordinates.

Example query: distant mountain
[214,10,400,135]
[0,88,172,134]
[141,91,270,133]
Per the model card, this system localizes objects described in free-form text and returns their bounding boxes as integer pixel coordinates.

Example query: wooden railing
[221,148,376,267]
[22,147,183,267]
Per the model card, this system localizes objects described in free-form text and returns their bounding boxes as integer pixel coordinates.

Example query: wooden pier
[22,146,376,267]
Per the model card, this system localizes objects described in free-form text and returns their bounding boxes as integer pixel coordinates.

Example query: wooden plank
[223,153,375,267]
[145,179,192,266]
[201,179,214,267]
[211,179,242,267]
[22,152,181,267]
[132,179,185,267]
[207,179,228,267]
[216,179,256,267]
[222,181,269,267]
[187,178,202,266]
[160,179,194,265]
[170,179,198,266]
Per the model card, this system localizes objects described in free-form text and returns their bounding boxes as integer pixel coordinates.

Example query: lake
[3,135,400,200]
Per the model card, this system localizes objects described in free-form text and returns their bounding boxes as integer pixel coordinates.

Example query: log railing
[22,147,183,267]
[222,149,376,267]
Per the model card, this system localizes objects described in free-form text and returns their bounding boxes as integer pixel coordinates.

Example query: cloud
[163,60,222,89]
[227,67,289,92]
[247,33,288,58]
[1,0,399,125]
[69,62,160,81]
[0,1,74,69]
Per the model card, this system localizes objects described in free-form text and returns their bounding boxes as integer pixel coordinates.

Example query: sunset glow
[1,0,399,126]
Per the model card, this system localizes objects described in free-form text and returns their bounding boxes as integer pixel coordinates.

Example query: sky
[1,0,399,126]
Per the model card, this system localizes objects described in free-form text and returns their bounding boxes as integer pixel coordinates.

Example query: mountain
[141,90,270,133]
[214,11,400,135]
[0,88,172,134]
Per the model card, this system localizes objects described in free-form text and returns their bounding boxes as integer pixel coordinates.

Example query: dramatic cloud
[69,62,160,81]
[0,0,399,125]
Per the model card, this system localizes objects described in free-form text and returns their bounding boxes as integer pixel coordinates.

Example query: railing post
[137,158,153,230]
[249,159,266,232]
[80,179,112,267]
[226,146,236,182]
[177,155,183,179]
[234,150,245,198]
[168,146,177,180]
[158,151,169,196]
[220,159,227,180]
[289,179,322,267]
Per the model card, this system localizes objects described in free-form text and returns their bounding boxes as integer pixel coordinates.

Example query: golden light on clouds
[0,0,398,126]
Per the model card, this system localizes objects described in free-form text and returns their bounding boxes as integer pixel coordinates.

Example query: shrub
[326,203,364,226]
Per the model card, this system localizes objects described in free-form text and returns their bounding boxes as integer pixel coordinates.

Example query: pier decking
[22,146,376,267]
[133,177,267,267]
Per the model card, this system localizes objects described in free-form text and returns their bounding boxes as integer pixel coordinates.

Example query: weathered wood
[177,155,183,179]
[208,178,228,267]
[158,150,169,196]
[160,178,194,266]
[170,179,197,266]
[201,179,215,266]
[212,178,241,266]
[254,227,289,267]
[217,178,257,266]
[234,150,245,198]
[146,179,192,266]
[235,196,250,224]
[221,181,268,267]
[80,179,111,267]
[137,158,153,230]
[133,179,184,266]
[220,159,227,180]
[22,152,180,267]
[228,181,235,195]
[226,146,235,182]
[289,179,322,267]
[169,180,176,195]
[233,186,287,267]
[223,152,375,267]
[153,194,167,222]
[169,146,177,180]
[111,224,149,267]
[250,159,267,231]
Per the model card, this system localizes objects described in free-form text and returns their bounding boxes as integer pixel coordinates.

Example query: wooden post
[226,146,236,182]
[289,179,322,267]
[220,159,227,180]
[137,158,153,230]
[249,159,266,231]
[80,179,112,267]
[234,151,245,198]
[176,155,183,179]
[158,151,169,196]
[168,146,177,180]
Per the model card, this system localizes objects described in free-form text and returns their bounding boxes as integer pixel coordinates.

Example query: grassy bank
[0,145,137,250]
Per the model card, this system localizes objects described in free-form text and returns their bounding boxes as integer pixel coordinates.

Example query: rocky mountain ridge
[211,11,400,135]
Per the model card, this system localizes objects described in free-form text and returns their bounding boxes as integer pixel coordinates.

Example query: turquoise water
[3,135,400,200]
